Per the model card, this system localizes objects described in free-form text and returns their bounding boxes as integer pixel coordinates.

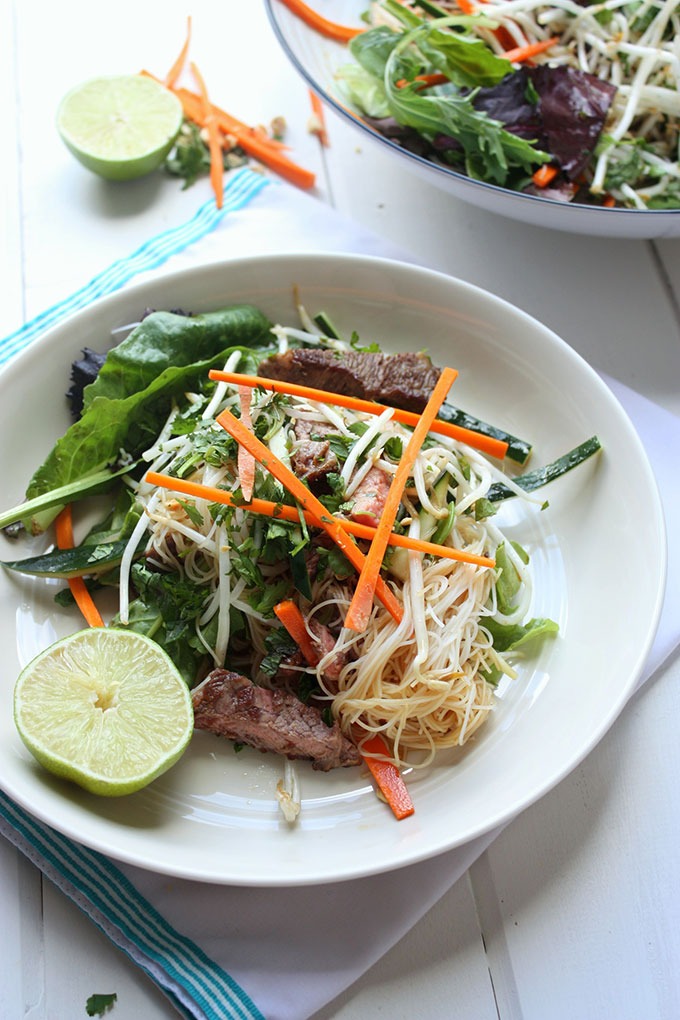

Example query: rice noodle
[127,331,548,771]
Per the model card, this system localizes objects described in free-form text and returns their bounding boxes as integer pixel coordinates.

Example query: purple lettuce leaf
[528,65,616,178]
[471,64,616,181]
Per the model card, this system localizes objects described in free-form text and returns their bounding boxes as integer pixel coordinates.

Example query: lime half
[57,75,183,181]
[14,628,194,796]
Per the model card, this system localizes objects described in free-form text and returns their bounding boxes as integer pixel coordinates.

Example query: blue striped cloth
[0,165,269,366]
[0,791,264,1020]
[0,166,270,1020]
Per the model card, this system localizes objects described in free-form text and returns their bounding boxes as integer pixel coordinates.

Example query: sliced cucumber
[487,436,601,502]
[2,537,143,579]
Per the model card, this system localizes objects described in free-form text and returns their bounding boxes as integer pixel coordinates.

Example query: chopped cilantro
[86,992,117,1017]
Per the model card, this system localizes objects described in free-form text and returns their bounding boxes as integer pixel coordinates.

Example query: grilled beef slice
[192,669,360,770]
[258,348,441,414]
[291,418,339,482]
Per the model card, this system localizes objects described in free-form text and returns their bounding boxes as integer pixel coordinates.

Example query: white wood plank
[652,239,680,321]
[472,656,680,1020]
[0,843,43,1020]
[311,873,499,1020]
[0,0,24,333]
[13,0,328,316]
[41,879,177,1019]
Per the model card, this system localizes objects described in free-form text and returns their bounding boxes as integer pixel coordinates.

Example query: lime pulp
[56,74,184,181]
[14,627,194,796]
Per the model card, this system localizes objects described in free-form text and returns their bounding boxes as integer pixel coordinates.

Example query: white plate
[264,0,680,239]
[0,253,665,885]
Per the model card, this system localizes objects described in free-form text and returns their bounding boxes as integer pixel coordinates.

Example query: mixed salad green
[336,0,679,208]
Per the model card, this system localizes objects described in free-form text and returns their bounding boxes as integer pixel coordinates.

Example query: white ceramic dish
[0,253,665,885]
[265,0,680,239]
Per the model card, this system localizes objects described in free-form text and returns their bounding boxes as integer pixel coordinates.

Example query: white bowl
[265,0,680,239]
[0,253,665,884]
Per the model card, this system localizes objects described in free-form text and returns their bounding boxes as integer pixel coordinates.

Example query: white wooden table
[2,2,679,1018]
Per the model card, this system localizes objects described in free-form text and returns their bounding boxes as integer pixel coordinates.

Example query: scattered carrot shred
[308,89,329,147]
[143,27,317,192]
[359,733,415,820]
[144,471,495,568]
[190,61,224,209]
[343,366,458,633]
[276,0,364,42]
[165,15,192,89]
[396,73,450,90]
[215,409,403,622]
[532,163,559,188]
[502,35,559,63]
[54,506,104,629]
[171,85,316,189]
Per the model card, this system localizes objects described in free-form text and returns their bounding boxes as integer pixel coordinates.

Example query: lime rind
[14,628,194,796]
[57,75,184,181]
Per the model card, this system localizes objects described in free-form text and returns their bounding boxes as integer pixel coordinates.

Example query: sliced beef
[349,466,392,528]
[259,348,441,414]
[273,614,350,690]
[192,669,360,771]
[291,418,339,482]
[308,617,350,687]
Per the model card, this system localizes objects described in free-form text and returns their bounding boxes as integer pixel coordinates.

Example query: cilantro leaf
[86,992,117,1017]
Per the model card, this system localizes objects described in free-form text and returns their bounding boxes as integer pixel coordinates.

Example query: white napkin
[2,172,678,1020]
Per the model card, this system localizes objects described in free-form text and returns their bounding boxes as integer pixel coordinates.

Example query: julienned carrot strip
[455,0,477,14]
[141,72,289,151]
[396,73,449,90]
[273,600,322,665]
[54,506,104,629]
[171,86,290,151]
[215,409,403,623]
[165,15,192,88]
[237,386,256,501]
[532,164,559,188]
[190,61,223,209]
[502,36,559,63]
[276,0,364,42]
[144,471,495,568]
[359,733,415,820]
[208,370,508,460]
[272,599,415,820]
[308,89,329,147]
[173,87,316,190]
[344,366,458,633]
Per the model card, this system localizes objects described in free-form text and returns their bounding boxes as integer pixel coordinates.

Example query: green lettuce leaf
[349,22,546,186]
[24,306,273,529]
[483,615,559,652]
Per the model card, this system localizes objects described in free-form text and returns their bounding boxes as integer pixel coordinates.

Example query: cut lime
[14,628,194,796]
[56,75,183,181]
